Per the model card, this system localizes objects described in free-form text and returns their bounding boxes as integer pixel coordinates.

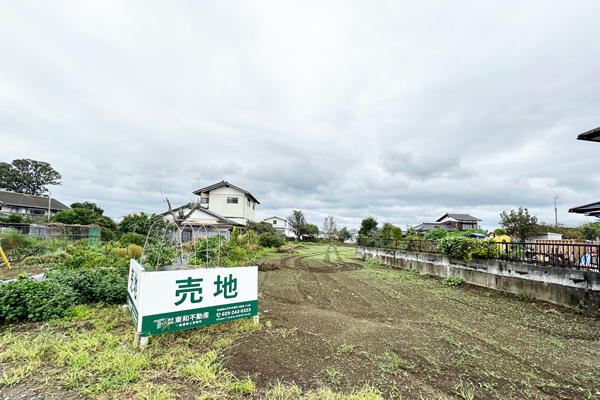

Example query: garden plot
[226,245,600,399]
[0,244,599,399]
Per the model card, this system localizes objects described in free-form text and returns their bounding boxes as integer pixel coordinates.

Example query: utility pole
[195,178,201,190]
[554,196,558,226]
[48,191,51,222]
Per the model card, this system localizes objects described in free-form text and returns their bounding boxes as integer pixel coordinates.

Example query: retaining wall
[356,246,600,313]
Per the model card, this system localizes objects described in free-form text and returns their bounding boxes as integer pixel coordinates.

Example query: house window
[201,197,209,204]
[10,207,18,213]
[247,199,250,207]
[273,220,277,225]
[227,197,238,204]
[252,204,255,210]
[31,209,45,215]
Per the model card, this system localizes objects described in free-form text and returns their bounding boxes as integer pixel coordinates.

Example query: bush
[258,233,286,248]
[438,237,496,261]
[45,268,127,304]
[0,214,24,223]
[0,279,77,322]
[493,228,506,236]
[120,232,146,246]
[114,245,143,259]
[61,248,105,270]
[425,227,448,241]
[20,250,68,266]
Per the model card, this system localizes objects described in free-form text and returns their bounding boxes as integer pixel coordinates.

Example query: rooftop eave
[577,127,600,143]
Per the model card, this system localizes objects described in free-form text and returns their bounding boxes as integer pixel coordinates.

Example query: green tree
[391,226,403,239]
[246,221,277,235]
[425,227,448,241]
[499,207,539,241]
[53,208,97,225]
[577,222,600,241]
[70,201,104,216]
[337,227,353,242]
[286,210,308,240]
[0,159,61,195]
[230,227,240,243]
[378,222,394,239]
[118,213,167,236]
[358,217,378,238]
[305,224,320,240]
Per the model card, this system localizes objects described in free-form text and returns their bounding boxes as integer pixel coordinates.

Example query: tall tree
[70,201,104,216]
[337,227,353,242]
[287,210,307,240]
[379,222,394,239]
[499,207,539,241]
[0,159,62,195]
[358,217,378,238]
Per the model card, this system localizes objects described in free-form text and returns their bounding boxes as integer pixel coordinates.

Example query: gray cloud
[1,0,599,230]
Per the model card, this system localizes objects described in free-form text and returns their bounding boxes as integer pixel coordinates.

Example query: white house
[161,203,245,241]
[263,216,293,237]
[193,181,259,226]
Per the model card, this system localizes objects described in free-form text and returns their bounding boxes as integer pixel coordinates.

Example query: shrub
[425,227,448,241]
[61,248,105,270]
[0,230,33,250]
[0,279,77,322]
[45,268,127,304]
[114,245,143,259]
[438,237,496,261]
[143,244,176,270]
[2,214,23,223]
[258,233,286,248]
[20,251,68,266]
[441,277,464,286]
[493,228,506,236]
[120,232,146,246]
[515,290,533,301]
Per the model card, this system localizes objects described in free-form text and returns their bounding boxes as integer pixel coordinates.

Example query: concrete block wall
[356,246,600,313]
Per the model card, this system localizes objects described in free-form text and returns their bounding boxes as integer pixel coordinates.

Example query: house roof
[0,190,70,211]
[193,181,260,204]
[160,203,245,227]
[436,213,481,222]
[569,201,600,217]
[577,127,600,143]
[264,216,286,221]
[413,223,454,232]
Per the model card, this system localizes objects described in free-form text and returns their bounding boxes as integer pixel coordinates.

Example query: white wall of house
[263,216,292,236]
[531,232,564,241]
[204,186,255,225]
[163,207,234,232]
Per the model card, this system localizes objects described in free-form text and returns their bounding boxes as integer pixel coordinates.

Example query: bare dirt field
[225,244,600,399]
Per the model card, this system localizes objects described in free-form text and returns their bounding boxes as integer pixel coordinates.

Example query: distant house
[193,181,259,226]
[436,213,481,231]
[412,222,455,233]
[263,216,293,237]
[347,229,359,244]
[161,203,245,241]
[0,190,69,217]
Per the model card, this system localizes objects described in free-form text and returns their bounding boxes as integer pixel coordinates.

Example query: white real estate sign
[126,260,258,336]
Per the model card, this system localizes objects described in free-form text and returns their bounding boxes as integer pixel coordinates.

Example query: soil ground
[225,244,600,399]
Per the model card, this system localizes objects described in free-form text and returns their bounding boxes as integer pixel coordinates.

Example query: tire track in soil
[238,249,600,399]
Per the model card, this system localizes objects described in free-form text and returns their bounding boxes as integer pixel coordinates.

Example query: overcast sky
[1,1,599,231]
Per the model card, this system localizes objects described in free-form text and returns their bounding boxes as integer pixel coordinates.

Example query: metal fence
[357,238,600,272]
[357,238,441,253]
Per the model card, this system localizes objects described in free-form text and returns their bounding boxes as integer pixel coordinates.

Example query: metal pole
[47,191,51,221]
[554,196,558,226]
